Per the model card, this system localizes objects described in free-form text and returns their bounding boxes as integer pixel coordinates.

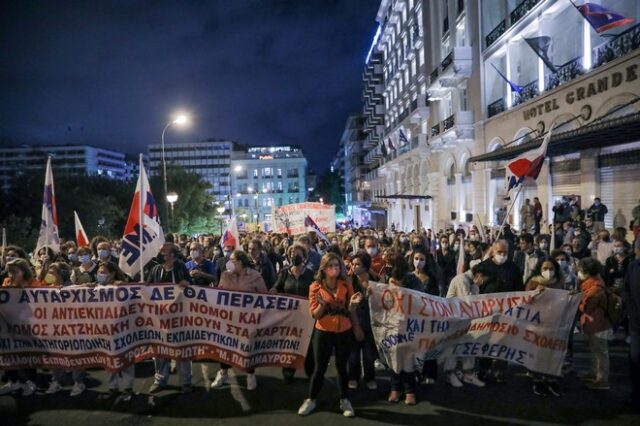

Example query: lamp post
[229,165,244,220]
[167,191,178,232]
[216,206,226,236]
[254,195,259,229]
[161,113,189,225]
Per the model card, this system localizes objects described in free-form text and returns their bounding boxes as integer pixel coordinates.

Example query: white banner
[0,285,314,372]
[272,202,335,235]
[369,283,580,376]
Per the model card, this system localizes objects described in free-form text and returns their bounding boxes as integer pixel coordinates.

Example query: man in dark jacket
[587,197,609,233]
[479,240,524,294]
[248,239,277,290]
[624,237,640,408]
[512,233,544,283]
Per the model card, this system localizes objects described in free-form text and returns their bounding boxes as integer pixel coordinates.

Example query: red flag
[74,211,89,247]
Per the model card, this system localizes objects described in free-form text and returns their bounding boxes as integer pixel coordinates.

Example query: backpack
[602,286,624,324]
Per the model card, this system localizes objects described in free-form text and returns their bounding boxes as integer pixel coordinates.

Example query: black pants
[390,371,416,394]
[348,331,377,382]
[220,363,254,374]
[422,359,438,380]
[309,329,353,399]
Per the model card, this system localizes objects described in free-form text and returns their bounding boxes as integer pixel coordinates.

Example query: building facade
[148,139,233,205]
[354,0,639,233]
[0,144,128,189]
[230,146,308,228]
[341,114,370,226]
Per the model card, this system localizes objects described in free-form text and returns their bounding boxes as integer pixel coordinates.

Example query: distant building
[147,139,233,205]
[0,144,127,189]
[231,146,308,227]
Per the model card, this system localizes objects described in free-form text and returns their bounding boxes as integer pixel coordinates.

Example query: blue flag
[491,63,524,94]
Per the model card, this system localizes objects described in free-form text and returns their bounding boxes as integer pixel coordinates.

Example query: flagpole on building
[138,154,145,283]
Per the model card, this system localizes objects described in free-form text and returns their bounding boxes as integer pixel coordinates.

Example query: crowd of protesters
[1,203,639,416]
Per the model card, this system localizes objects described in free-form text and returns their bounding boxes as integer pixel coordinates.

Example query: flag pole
[496,184,525,241]
[1,227,6,269]
[138,154,145,283]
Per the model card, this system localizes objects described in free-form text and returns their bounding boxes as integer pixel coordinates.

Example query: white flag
[35,157,60,255]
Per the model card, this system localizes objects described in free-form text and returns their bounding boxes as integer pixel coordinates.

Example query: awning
[375,194,433,200]
[470,111,640,163]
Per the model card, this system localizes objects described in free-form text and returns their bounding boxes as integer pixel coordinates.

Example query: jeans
[587,333,610,382]
[309,329,353,399]
[348,331,377,382]
[154,358,192,386]
[390,371,416,394]
[108,365,135,391]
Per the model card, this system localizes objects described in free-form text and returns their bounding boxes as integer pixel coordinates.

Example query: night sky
[0,0,380,172]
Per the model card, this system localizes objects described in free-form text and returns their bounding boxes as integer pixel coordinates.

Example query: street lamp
[228,165,244,220]
[161,113,190,225]
[167,191,179,232]
[216,206,225,236]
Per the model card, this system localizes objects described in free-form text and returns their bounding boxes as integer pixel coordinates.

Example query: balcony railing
[545,56,583,91]
[442,114,456,132]
[431,123,441,137]
[512,79,539,106]
[457,0,464,15]
[430,67,439,84]
[443,16,449,35]
[510,0,541,26]
[592,23,640,69]
[485,20,505,48]
[441,50,454,71]
[487,98,506,118]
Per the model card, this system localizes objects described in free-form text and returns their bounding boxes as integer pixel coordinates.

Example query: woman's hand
[315,292,325,306]
[349,292,363,311]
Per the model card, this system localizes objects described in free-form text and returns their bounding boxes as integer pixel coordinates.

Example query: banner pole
[139,154,145,283]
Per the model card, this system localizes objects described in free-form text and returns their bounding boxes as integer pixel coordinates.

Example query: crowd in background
[1,197,639,417]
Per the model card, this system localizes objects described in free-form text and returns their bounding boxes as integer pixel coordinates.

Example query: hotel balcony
[429,110,474,149]
[428,47,473,99]
[410,94,430,124]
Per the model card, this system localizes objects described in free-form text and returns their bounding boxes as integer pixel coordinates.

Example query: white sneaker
[366,380,377,390]
[70,382,86,396]
[463,373,485,387]
[210,370,229,388]
[347,380,358,389]
[22,380,36,396]
[0,381,22,395]
[45,381,63,395]
[447,372,463,388]
[246,373,257,390]
[340,398,355,417]
[374,360,385,370]
[298,398,316,416]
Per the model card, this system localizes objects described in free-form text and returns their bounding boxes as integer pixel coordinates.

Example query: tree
[314,169,344,214]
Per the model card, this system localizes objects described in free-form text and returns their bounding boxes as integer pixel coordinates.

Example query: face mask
[366,247,378,256]
[214,249,222,257]
[292,255,304,267]
[225,260,235,273]
[98,249,110,259]
[414,259,425,270]
[540,243,548,250]
[541,270,555,280]
[223,250,232,258]
[613,247,624,255]
[564,249,573,256]
[453,244,460,251]
[111,250,119,258]
[574,231,581,236]
[6,256,15,263]
[493,254,507,265]
[331,240,338,245]
[441,243,448,250]
[578,271,587,281]
[190,250,201,259]
[44,273,57,285]
[557,260,568,269]
[79,254,91,264]
[96,273,110,284]
[68,253,78,262]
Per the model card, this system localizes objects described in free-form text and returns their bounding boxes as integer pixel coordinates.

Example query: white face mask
[366,247,378,257]
[540,243,548,250]
[225,260,235,273]
[613,247,624,255]
[541,270,555,280]
[190,250,201,259]
[493,254,507,265]
[413,259,425,270]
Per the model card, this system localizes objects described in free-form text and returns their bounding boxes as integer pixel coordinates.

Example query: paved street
[1,336,639,426]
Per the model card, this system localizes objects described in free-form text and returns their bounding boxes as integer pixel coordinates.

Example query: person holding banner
[298,253,363,417]
[0,259,42,396]
[212,250,268,390]
[148,243,193,394]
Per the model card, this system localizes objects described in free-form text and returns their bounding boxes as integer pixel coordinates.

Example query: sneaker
[22,380,36,397]
[0,381,22,395]
[348,380,358,390]
[340,398,355,417]
[447,372,463,388]
[404,393,416,405]
[585,380,610,390]
[119,389,133,402]
[546,382,562,397]
[246,373,257,390]
[210,370,229,388]
[148,382,166,394]
[366,380,377,390]
[533,382,547,396]
[374,359,385,370]
[388,390,401,403]
[45,380,63,395]
[70,382,86,397]
[298,398,316,416]
[462,373,485,387]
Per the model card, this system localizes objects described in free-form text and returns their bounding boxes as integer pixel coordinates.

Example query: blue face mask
[98,249,110,259]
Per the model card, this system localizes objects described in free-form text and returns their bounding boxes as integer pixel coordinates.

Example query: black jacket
[478,258,524,294]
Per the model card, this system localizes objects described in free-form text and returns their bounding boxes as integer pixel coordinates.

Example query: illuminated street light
[161,112,190,226]
[166,191,179,232]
